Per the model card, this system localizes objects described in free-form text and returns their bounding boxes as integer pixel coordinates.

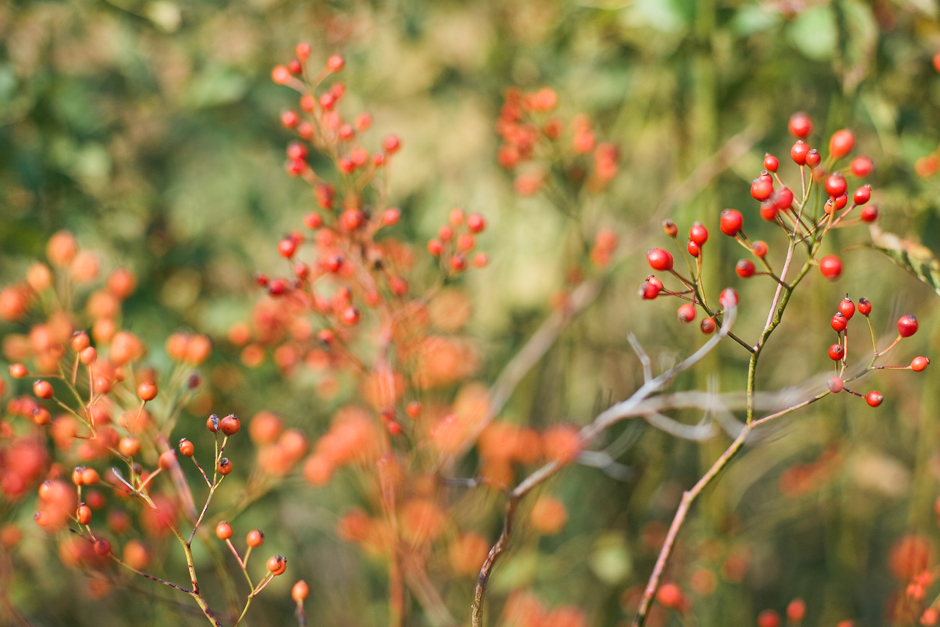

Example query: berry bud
[662,220,678,237]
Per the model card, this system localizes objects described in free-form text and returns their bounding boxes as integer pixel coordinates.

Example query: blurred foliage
[3,0,940,626]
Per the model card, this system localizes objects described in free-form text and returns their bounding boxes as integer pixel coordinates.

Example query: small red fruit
[763,154,779,172]
[750,177,774,201]
[774,187,794,210]
[271,66,291,85]
[647,249,673,271]
[247,530,265,548]
[912,356,930,372]
[751,241,768,258]
[326,55,344,71]
[216,521,233,540]
[757,609,782,627]
[853,185,871,205]
[851,156,874,177]
[158,450,177,470]
[857,297,871,316]
[819,255,842,280]
[805,149,821,169]
[720,209,743,236]
[791,140,809,165]
[786,599,806,623]
[838,297,855,320]
[720,288,738,309]
[860,205,879,222]
[788,113,813,138]
[137,381,157,402]
[33,380,53,399]
[9,364,27,378]
[94,539,111,556]
[828,344,845,361]
[677,303,697,323]
[219,415,241,436]
[827,376,844,393]
[760,202,778,222]
[689,222,708,246]
[383,134,401,153]
[206,414,220,433]
[656,583,682,608]
[825,173,848,197]
[119,436,141,457]
[467,213,486,233]
[179,439,194,457]
[267,554,287,576]
[218,458,232,475]
[736,259,756,278]
[292,580,309,602]
[687,241,700,257]
[898,315,918,338]
[831,313,847,333]
[662,220,678,237]
[76,504,92,525]
[341,307,360,325]
[700,318,716,334]
[866,391,884,407]
[829,129,855,159]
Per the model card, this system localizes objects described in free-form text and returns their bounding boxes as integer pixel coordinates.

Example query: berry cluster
[496,87,618,196]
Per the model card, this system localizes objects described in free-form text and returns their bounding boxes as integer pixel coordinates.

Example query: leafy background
[2,0,940,625]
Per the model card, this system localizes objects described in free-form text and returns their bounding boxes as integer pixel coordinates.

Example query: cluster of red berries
[496,87,618,196]
[426,208,488,273]
[824,296,927,407]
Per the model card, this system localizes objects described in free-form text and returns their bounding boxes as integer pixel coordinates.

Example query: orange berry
[530,495,567,535]
[80,347,97,365]
[76,504,92,525]
[266,554,287,575]
[247,529,265,548]
[158,450,177,470]
[137,381,158,401]
[215,521,233,540]
[178,439,194,457]
[217,458,232,475]
[118,436,141,457]
[33,380,54,399]
[292,580,309,602]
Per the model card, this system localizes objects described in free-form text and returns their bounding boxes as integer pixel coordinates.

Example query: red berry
[689,222,708,246]
[825,173,847,197]
[788,113,813,139]
[763,154,779,172]
[819,255,842,280]
[656,583,682,608]
[33,380,53,399]
[292,580,309,602]
[450,254,467,272]
[736,259,756,278]
[383,135,401,153]
[304,212,323,230]
[774,187,794,210]
[427,239,443,256]
[829,129,855,159]
[853,185,871,205]
[662,220,678,237]
[851,156,874,177]
[786,599,806,623]
[281,110,299,128]
[866,391,884,407]
[247,529,265,548]
[834,193,848,210]
[720,209,743,236]
[647,248,674,271]
[382,208,401,226]
[828,343,845,361]
[860,205,879,222]
[94,539,111,556]
[791,140,809,165]
[757,609,782,627]
[831,313,847,333]
[271,66,291,84]
[9,364,27,378]
[687,241,700,257]
[838,297,855,320]
[267,554,287,576]
[206,414,220,433]
[720,288,739,308]
[218,458,232,475]
[805,148,821,169]
[158,450,177,470]
[467,213,486,233]
[326,55,344,71]
[677,303,696,323]
[295,43,311,61]
[472,253,488,268]
[750,177,774,201]
[137,381,157,402]
[857,297,871,316]
[341,307,360,325]
[898,314,918,338]
[77,504,92,525]
[216,521,233,540]
[179,439,194,457]
[760,202,778,222]
[72,332,90,351]
[700,318,716,334]
[827,376,844,393]
[340,209,365,231]
[912,356,930,372]
[751,241,768,258]
[219,414,241,436]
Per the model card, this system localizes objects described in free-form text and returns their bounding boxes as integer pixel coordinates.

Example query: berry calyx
[689,222,708,246]
[898,315,918,338]
[827,377,844,393]
[828,344,845,361]
[819,255,842,281]
[866,391,884,407]
[719,209,743,236]
[788,112,813,138]
[735,259,756,278]
[829,129,855,160]
[838,297,855,320]
[677,303,697,323]
[912,356,930,372]
[647,249,674,271]
[858,297,872,316]
[216,521,233,540]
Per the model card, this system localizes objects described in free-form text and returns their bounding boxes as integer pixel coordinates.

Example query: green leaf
[731,5,782,37]
[787,6,837,61]
[868,226,940,296]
